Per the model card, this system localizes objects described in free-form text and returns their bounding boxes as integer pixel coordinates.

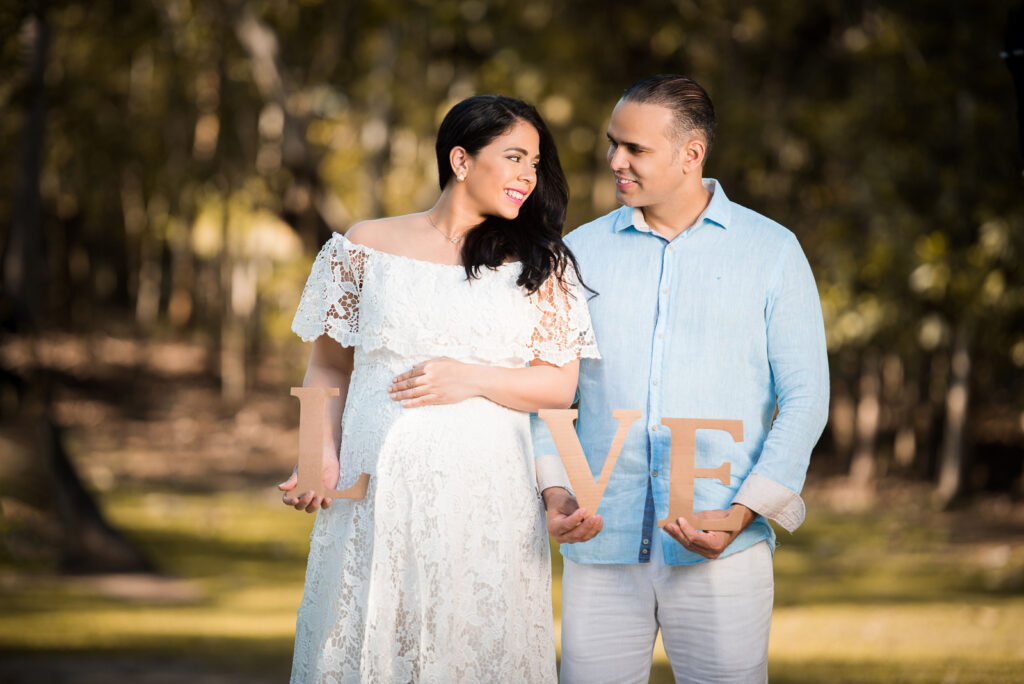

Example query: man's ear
[681,136,706,173]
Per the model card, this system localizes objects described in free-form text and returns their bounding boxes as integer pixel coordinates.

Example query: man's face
[605,100,688,209]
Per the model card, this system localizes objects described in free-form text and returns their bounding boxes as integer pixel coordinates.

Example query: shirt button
[641,548,649,554]
[651,424,658,431]
[652,378,660,386]
[643,538,650,544]
[667,245,674,252]
[657,333,664,339]
[661,288,668,295]
[651,470,658,478]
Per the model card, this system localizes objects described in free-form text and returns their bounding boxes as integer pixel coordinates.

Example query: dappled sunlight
[1,0,1022,681]
[0,489,310,679]
[3,477,1023,683]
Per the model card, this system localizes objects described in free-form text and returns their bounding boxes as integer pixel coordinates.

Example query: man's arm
[731,235,829,532]
[666,235,828,557]
[278,336,354,512]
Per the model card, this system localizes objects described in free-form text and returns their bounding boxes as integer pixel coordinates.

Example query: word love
[537,409,745,532]
[290,389,744,533]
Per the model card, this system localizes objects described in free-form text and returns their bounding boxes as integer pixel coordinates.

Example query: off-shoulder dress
[288,233,598,683]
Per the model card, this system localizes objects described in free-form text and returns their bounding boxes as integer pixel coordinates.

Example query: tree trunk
[936,323,973,508]
[120,168,162,328]
[1004,5,1024,165]
[882,353,915,472]
[829,380,855,473]
[218,198,246,403]
[232,0,345,248]
[359,25,399,220]
[167,218,196,328]
[41,401,152,573]
[2,6,151,574]
[849,349,881,488]
[2,6,48,330]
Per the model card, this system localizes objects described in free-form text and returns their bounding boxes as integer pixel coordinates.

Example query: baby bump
[338,361,538,512]
[380,398,530,475]
[373,398,542,551]
[377,399,532,503]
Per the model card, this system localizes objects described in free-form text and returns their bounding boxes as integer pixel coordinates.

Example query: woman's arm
[304,335,354,456]
[387,357,578,412]
[279,336,355,512]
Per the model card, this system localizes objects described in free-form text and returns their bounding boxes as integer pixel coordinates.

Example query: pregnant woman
[279,95,598,682]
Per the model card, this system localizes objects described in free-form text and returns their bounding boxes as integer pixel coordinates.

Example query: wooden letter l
[291,387,370,500]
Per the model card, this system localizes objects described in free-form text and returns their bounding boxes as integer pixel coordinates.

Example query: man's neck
[640,180,712,242]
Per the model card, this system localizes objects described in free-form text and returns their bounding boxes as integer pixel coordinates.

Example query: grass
[2,486,1023,682]
[0,488,305,676]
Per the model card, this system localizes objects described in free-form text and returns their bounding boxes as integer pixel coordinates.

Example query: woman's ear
[450,146,470,182]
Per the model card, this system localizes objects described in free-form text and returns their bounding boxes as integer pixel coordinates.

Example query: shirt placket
[638,237,678,562]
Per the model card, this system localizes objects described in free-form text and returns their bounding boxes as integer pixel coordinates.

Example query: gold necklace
[425,212,464,244]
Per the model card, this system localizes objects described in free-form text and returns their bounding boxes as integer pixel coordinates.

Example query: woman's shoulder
[344,215,420,253]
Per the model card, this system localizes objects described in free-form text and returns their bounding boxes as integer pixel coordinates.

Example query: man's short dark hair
[621,74,716,156]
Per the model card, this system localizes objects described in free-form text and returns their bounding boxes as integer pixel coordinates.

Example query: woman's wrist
[469,363,497,400]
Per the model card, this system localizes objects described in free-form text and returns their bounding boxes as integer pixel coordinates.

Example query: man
[533,75,829,683]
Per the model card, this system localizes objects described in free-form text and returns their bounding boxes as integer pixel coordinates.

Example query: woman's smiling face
[460,120,540,220]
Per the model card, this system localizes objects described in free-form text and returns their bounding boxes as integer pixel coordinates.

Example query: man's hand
[663,504,756,560]
[542,487,603,543]
[278,457,339,513]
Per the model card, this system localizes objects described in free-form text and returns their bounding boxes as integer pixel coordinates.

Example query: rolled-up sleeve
[531,412,574,495]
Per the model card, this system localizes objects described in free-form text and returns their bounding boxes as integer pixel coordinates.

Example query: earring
[457,174,465,182]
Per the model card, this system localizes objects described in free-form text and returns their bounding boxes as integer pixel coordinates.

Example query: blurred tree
[0,0,1020,539]
[2,1,150,573]
[1004,2,1024,165]
[3,0,46,328]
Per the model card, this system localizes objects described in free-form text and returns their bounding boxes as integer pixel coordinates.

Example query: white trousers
[559,534,774,684]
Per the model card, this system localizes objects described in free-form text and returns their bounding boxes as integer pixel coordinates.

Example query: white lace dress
[289,233,598,683]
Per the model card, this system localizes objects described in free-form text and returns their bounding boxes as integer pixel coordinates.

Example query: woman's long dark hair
[435,95,584,295]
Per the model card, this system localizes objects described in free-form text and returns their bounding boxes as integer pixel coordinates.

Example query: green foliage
[1,2,1021,479]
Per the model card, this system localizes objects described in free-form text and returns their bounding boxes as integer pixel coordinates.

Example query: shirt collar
[612,178,733,234]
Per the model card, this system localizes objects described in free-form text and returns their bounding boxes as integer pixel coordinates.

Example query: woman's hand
[277,456,340,513]
[388,357,483,407]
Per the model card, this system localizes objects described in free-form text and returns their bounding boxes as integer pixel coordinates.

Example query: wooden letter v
[536,408,641,515]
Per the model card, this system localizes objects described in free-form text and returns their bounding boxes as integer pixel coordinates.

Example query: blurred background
[1,1,1022,682]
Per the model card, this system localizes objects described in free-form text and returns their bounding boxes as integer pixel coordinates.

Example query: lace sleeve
[528,267,600,366]
[291,234,367,346]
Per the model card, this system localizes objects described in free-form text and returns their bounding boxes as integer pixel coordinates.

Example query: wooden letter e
[658,418,744,531]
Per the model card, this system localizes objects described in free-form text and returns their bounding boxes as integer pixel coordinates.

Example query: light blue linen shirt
[532,179,829,566]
